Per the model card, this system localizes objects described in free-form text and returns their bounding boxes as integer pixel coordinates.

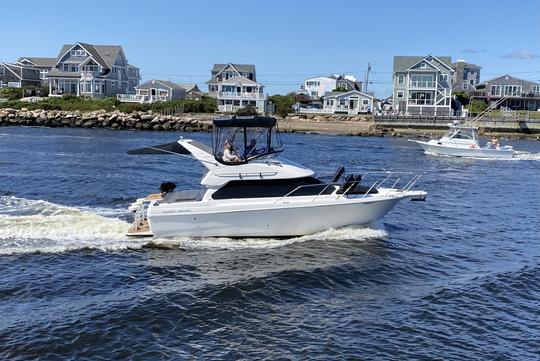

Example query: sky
[2,0,540,97]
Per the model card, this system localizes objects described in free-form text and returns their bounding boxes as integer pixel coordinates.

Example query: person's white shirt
[222,148,237,162]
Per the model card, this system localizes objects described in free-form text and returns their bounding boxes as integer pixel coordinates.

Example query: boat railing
[274,171,424,204]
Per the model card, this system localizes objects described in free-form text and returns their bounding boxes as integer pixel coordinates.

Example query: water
[1,127,539,360]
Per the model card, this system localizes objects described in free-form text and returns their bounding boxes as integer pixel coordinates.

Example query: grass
[0,95,218,113]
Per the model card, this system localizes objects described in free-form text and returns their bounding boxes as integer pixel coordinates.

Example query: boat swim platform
[126,219,154,237]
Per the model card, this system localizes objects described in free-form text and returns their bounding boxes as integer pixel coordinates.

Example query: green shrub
[235,104,257,115]
[268,93,296,117]
[468,99,488,113]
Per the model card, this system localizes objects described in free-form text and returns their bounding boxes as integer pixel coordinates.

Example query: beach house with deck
[392,55,454,115]
[47,42,140,98]
[207,63,267,113]
[16,57,56,86]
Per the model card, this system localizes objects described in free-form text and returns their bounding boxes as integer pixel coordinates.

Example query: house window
[533,85,540,95]
[420,63,426,68]
[0,66,4,75]
[85,83,92,93]
[94,82,102,93]
[362,99,369,105]
[71,65,78,72]
[397,75,405,84]
[439,74,449,82]
[397,91,404,98]
[40,70,48,79]
[311,91,317,96]
[490,85,501,96]
[112,67,117,74]
[462,83,469,90]
[469,79,475,86]
[71,50,86,56]
[63,64,69,71]
[112,81,116,90]
[504,85,521,96]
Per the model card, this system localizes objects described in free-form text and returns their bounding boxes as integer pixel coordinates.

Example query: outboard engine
[160,182,177,194]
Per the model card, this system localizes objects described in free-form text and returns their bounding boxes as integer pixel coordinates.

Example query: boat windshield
[446,126,476,141]
[212,116,284,164]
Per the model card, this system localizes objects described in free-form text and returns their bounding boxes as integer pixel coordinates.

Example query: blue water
[1,127,539,360]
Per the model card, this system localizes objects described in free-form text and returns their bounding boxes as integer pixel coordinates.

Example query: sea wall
[0,108,214,131]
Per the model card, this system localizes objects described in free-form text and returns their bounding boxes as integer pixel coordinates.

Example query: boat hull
[144,193,421,238]
[414,140,514,159]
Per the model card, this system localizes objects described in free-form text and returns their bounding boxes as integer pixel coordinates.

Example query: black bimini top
[213,115,277,128]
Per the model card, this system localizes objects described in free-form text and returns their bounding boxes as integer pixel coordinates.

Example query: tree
[268,93,296,117]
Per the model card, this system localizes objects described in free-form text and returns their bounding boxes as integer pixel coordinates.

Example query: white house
[322,90,373,114]
[301,74,363,98]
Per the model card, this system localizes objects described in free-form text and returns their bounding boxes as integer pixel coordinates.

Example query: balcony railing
[409,81,436,88]
[117,94,169,103]
[408,99,434,105]
[217,92,267,100]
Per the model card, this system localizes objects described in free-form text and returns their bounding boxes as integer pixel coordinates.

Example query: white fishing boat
[126,115,427,238]
[410,124,515,159]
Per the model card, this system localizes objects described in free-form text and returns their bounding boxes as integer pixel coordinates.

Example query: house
[207,63,267,113]
[301,74,363,98]
[46,42,140,98]
[475,74,540,111]
[130,79,186,103]
[16,57,56,85]
[177,83,206,99]
[452,60,481,92]
[0,62,41,88]
[322,90,373,114]
[393,55,454,115]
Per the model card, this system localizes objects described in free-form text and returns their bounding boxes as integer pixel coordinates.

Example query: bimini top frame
[212,115,284,165]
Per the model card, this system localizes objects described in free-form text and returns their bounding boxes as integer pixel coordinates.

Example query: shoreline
[1,108,539,140]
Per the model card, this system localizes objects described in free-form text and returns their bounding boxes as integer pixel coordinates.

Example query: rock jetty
[0,108,214,132]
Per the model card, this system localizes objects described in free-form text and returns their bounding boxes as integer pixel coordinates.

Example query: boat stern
[126,195,159,237]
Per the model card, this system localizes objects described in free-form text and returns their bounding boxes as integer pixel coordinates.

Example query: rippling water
[1,127,539,360]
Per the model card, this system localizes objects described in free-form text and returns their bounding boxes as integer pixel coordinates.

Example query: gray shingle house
[132,79,187,103]
[452,60,481,92]
[207,63,267,113]
[47,42,140,98]
[475,74,540,111]
[16,57,57,85]
[393,55,454,115]
[0,62,41,88]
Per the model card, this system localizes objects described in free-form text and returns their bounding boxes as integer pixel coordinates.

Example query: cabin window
[211,177,331,200]
[490,85,501,96]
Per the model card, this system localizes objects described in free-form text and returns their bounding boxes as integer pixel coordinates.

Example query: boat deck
[126,219,154,237]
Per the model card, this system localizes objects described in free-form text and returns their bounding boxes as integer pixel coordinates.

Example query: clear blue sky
[3,0,539,97]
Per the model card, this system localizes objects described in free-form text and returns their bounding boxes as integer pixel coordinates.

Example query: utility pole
[364,63,371,93]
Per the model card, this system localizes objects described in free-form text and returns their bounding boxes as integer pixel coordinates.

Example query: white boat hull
[144,191,425,238]
[414,140,514,159]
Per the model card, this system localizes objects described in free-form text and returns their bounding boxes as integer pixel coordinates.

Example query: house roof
[55,42,125,70]
[219,75,261,86]
[177,83,199,92]
[136,79,187,90]
[17,57,57,68]
[393,55,452,72]
[452,61,481,69]
[323,90,374,99]
[477,74,540,87]
[212,63,255,74]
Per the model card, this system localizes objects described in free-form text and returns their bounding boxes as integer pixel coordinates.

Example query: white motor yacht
[126,116,427,238]
[410,123,515,159]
